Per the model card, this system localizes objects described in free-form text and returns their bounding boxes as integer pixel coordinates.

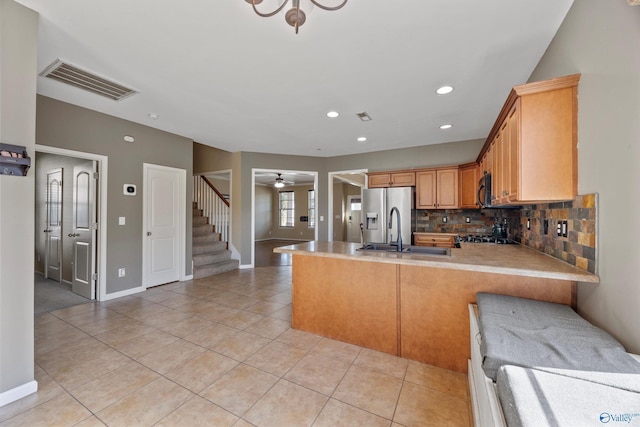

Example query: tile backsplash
[517,194,598,274]
[414,193,598,274]
[415,208,520,237]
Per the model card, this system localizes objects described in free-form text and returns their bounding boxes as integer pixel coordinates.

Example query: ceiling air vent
[40,59,138,101]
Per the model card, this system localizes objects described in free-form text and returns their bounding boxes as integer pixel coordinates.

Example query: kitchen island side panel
[292,254,399,355]
[400,264,575,373]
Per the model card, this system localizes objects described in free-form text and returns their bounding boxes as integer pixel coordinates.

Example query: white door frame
[142,163,186,288]
[327,169,368,242]
[251,168,318,269]
[35,144,108,301]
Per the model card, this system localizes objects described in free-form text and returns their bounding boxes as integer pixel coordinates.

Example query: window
[279,191,294,227]
[308,190,315,228]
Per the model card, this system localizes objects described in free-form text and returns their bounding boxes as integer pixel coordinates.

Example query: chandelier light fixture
[245,0,348,34]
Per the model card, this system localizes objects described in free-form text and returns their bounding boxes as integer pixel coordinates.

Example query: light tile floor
[1,266,472,427]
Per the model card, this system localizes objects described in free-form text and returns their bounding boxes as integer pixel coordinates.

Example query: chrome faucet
[389,206,402,252]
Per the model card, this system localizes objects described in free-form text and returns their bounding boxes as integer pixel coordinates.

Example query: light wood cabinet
[477,74,580,205]
[413,233,456,248]
[416,170,436,208]
[290,253,576,373]
[368,171,416,188]
[458,163,479,209]
[416,167,459,209]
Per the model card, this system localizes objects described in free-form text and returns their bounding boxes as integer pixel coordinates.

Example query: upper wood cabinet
[368,171,416,188]
[477,74,580,206]
[459,162,479,209]
[416,167,459,209]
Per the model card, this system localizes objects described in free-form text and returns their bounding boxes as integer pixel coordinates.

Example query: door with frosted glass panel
[70,163,97,299]
[45,169,63,282]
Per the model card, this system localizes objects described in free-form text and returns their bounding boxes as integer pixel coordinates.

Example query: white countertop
[274,241,599,283]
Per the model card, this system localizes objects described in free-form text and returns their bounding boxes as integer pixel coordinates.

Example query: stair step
[193,233,222,245]
[192,215,209,226]
[193,250,231,266]
[193,241,227,254]
[193,223,214,236]
[193,259,239,279]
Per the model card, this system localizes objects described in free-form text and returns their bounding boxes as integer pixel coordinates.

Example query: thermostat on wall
[123,184,137,196]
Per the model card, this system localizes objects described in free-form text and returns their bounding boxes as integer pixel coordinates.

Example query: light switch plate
[118,216,126,225]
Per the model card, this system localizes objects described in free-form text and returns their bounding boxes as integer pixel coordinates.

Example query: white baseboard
[102,285,145,301]
[239,264,253,269]
[182,274,193,281]
[0,380,38,408]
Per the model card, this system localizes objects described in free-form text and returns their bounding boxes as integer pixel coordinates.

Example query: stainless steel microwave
[478,172,492,208]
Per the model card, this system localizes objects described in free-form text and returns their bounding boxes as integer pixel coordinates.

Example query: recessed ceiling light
[357,137,367,143]
[123,135,135,143]
[326,111,339,118]
[436,85,454,95]
[148,113,159,120]
[440,124,453,130]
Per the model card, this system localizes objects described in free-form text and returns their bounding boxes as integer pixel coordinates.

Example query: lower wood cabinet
[291,254,576,373]
[413,233,456,248]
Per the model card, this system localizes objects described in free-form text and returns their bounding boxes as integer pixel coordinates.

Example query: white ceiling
[17,0,573,157]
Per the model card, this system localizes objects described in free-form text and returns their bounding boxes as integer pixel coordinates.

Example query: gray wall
[254,184,272,241]
[0,0,37,400]
[529,0,640,352]
[36,96,194,295]
[34,153,93,282]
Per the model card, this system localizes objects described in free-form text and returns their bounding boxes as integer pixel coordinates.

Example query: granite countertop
[274,241,599,283]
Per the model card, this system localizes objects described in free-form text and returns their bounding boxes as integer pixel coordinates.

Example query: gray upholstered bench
[468,293,640,427]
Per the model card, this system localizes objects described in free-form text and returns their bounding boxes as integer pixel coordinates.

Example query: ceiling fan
[274,173,294,188]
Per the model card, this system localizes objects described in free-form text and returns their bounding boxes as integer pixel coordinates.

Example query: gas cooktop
[459,235,515,244]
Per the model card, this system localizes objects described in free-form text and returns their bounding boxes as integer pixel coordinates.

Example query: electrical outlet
[557,223,562,236]
[465,217,471,223]
[442,217,448,223]
[118,268,125,278]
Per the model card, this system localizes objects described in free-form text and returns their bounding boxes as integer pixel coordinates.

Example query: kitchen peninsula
[274,241,598,373]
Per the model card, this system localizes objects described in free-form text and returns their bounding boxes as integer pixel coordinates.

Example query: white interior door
[346,195,362,243]
[71,163,97,299]
[144,164,184,288]
[45,169,62,281]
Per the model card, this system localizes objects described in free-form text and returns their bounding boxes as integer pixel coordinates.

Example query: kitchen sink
[358,244,451,256]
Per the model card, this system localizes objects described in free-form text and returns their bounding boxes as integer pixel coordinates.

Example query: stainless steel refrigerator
[362,187,413,245]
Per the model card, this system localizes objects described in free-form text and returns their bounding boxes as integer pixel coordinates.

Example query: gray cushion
[497,365,640,427]
[476,292,640,381]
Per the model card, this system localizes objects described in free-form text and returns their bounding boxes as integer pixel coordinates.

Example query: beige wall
[270,185,315,241]
[332,182,361,242]
[37,96,194,295]
[0,0,37,401]
[530,0,640,352]
[254,184,272,241]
